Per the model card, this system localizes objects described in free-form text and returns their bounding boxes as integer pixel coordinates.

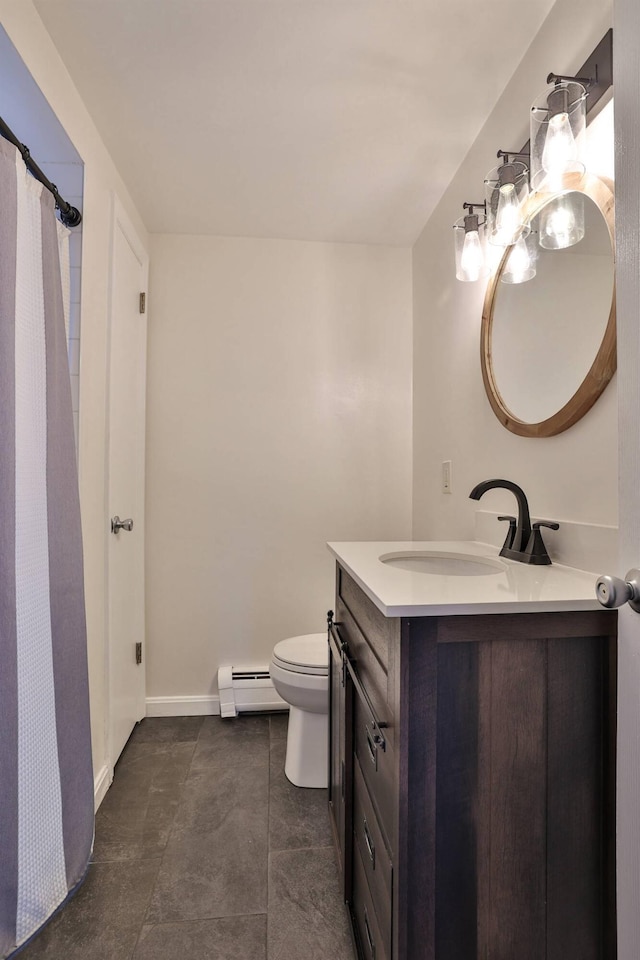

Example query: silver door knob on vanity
[596,568,640,613]
[111,516,134,534]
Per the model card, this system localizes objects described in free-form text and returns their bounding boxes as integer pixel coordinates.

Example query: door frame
[613,3,640,955]
[104,193,149,778]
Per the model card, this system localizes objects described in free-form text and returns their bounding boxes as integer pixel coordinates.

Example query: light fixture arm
[496,149,530,162]
[494,152,531,194]
[462,201,486,215]
[462,201,486,232]
[546,71,594,88]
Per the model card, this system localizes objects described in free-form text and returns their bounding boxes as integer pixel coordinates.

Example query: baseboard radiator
[217,664,287,718]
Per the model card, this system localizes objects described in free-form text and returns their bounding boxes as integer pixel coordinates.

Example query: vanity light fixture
[453,202,489,282]
[529,28,613,249]
[531,77,589,192]
[451,31,612,283]
[530,75,590,249]
[485,151,531,247]
[530,30,613,194]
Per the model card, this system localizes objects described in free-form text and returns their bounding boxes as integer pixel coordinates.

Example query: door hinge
[135,642,142,665]
[139,292,146,314]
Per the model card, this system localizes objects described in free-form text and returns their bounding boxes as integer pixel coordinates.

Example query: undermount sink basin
[379,551,507,577]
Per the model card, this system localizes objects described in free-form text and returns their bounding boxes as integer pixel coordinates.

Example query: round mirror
[481,172,615,437]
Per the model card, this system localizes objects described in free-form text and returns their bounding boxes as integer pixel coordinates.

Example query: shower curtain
[0,138,94,957]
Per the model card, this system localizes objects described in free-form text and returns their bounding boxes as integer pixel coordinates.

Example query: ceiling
[33,0,557,244]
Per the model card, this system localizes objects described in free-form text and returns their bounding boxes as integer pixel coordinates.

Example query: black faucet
[469,478,559,565]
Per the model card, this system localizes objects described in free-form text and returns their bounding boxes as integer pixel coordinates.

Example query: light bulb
[494,182,521,245]
[460,229,484,281]
[502,237,535,284]
[538,193,585,250]
[542,111,578,178]
[544,203,575,248]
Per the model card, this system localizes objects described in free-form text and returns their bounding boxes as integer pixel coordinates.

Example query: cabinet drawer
[353,690,395,849]
[337,597,390,726]
[352,844,390,960]
[353,758,392,954]
[338,567,394,672]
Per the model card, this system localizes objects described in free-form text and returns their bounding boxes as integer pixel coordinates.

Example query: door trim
[613,4,640,954]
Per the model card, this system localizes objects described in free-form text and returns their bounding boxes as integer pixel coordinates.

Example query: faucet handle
[497,515,517,551]
[525,520,560,565]
[532,521,560,532]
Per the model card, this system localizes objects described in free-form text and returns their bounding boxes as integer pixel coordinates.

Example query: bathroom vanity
[327,541,617,960]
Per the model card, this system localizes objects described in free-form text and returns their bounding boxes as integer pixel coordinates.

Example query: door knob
[595,568,640,613]
[111,516,134,534]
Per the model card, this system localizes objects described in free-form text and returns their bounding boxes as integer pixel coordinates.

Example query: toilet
[269,633,328,788]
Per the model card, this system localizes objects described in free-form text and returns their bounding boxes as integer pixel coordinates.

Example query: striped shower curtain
[0,139,93,957]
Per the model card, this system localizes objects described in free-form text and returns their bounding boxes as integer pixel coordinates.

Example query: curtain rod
[0,115,82,228]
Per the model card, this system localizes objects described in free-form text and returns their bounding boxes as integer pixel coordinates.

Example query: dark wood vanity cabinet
[328,564,618,960]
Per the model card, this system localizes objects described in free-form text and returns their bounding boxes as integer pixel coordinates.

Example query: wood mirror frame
[480,171,616,438]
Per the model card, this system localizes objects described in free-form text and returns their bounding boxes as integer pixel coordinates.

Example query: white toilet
[269,633,328,788]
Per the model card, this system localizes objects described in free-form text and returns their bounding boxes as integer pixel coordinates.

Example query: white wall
[0,1,149,793]
[412,0,616,567]
[146,235,412,706]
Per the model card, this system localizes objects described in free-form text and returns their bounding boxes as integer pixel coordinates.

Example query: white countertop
[327,540,604,617]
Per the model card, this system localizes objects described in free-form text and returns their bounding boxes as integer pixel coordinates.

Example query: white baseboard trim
[145,695,221,718]
[94,764,112,811]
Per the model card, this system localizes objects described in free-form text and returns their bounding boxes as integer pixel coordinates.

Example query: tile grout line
[270,843,332,856]
[126,911,269,930]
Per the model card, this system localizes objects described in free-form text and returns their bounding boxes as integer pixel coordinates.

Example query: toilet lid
[272,633,328,675]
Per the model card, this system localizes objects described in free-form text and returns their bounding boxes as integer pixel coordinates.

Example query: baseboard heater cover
[218,664,287,718]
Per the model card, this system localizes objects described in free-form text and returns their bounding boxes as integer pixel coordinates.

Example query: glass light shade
[501,232,538,284]
[453,217,489,282]
[537,192,585,249]
[484,161,530,246]
[530,81,587,192]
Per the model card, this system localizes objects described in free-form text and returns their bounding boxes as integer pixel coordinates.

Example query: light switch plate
[442,460,452,494]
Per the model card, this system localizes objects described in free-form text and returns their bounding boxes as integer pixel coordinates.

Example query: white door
[607,6,640,956]
[107,198,148,765]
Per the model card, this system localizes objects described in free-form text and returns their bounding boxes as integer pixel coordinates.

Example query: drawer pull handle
[366,725,378,769]
[364,907,376,958]
[363,817,376,867]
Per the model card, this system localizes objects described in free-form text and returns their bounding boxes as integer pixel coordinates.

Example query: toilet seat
[272,633,328,676]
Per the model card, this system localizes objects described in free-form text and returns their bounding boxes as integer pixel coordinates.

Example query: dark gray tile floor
[19,714,355,960]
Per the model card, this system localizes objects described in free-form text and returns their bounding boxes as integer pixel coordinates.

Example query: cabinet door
[328,622,352,899]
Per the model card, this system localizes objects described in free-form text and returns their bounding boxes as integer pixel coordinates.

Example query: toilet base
[284,706,328,788]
